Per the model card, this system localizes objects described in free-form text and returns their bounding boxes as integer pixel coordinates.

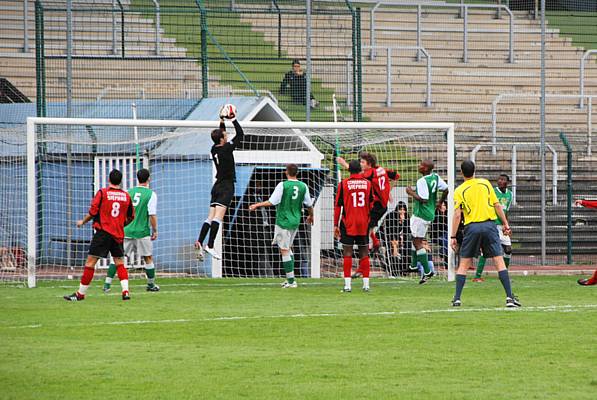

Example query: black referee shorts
[460,221,503,259]
[88,230,125,259]
[210,180,234,208]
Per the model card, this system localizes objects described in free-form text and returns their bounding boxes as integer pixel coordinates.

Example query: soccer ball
[219,103,237,120]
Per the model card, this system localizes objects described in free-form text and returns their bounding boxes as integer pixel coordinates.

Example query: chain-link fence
[34,0,360,121]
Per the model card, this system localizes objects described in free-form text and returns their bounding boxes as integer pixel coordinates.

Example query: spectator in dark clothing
[384,201,411,274]
[280,59,319,108]
[431,200,449,265]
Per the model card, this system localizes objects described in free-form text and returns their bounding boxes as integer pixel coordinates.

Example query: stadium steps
[0,2,207,102]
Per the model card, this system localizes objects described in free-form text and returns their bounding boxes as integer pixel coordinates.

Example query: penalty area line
[3,304,596,330]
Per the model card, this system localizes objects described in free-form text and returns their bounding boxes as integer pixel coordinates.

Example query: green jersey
[494,187,512,225]
[124,186,157,239]
[269,180,313,230]
[413,172,448,222]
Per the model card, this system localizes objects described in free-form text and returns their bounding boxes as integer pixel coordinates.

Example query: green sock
[475,256,486,278]
[283,255,295,284]
[145,263,156,286]
[104,263,117,287]
[504,254,511,268]
[416,249,430,274]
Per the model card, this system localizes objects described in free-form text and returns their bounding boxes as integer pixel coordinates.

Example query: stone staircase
[0,0,206,103]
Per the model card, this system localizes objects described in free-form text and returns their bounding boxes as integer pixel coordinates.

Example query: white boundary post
[447,125,456,282]
[27,118,37,288]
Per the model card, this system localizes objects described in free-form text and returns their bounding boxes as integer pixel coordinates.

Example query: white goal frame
[26,117,455,287]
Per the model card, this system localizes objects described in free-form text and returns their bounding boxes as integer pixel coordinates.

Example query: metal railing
[579,49,597,109]
[470,143,559,206]
[370,1,515,64]
[110,0,161,56]
[491,93,596,156]
[23,0,30,52]
[348,45,432,107]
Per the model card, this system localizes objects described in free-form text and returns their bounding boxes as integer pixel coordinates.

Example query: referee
[450,160,521,308]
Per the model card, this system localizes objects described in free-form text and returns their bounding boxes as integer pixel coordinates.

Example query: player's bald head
[419,159,434,174]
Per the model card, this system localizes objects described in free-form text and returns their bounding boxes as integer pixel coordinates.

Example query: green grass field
[1,276,595,399]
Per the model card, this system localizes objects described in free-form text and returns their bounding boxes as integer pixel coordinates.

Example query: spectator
[384,201,411,274]
[280,59,319,109]
[431,200,449,265]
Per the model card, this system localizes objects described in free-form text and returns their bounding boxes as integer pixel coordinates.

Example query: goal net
[9,118,454,287]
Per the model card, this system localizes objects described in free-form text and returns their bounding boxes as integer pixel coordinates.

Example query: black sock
[198,222,211,244]
[498,269,514,298]
[453,274,467,301]
[207,220,220,248]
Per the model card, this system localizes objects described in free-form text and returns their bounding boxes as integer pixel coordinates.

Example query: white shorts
[410,216,431,239]
[272,225,298,250]
[124,237,153,258]
[497,225,512,246]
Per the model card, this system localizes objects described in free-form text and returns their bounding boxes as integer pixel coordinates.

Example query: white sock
[120,279,129,292]
[78,284,89,295]
[145,263,155,285]
[105,277,112,284]
[363,277,370,289]
[344,277,351,289]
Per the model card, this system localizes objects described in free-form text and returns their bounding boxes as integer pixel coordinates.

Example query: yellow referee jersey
[454,178,499,225]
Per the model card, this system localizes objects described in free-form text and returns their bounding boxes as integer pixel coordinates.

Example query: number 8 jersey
[89,187,134,243]
[334,174,373,236]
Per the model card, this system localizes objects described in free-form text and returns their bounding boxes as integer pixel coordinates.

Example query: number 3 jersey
[334,174,374,236]
[89,187,134,243]
[124,186,157,239]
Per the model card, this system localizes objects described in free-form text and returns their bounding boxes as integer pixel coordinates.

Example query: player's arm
[333,183,344,239]
[575,199,597,209]
[387,169,400,181]
[250,182,282,211]
[148,192,158,240]
[335,157,349,170]
[490,185,510,235]
[437,176,449,207]
[228,120,244,149]
[124,196,135,227]
[406,178,429,203]
[78,190,102,227]
[303,186,314,225]
[450,206,462,251]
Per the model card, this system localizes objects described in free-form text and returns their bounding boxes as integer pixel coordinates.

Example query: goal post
[22,117,455,287]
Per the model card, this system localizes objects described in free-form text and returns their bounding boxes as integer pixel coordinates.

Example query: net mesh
[6,120,453,284]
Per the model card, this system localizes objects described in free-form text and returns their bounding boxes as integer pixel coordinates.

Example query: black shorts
[369,202,387,228]
[88,230,125,259]
[460,221,503,259]
[339,223,368,247]
[210,180,234,208]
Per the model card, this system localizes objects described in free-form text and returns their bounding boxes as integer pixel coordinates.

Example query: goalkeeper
[104,168,159,293]
[249,164,314,288]
[195,104,244,260]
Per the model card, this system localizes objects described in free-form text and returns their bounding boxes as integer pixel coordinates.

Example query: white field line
[3,304,596,330]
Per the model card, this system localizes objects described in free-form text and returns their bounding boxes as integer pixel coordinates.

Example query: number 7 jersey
[334,174,373,236]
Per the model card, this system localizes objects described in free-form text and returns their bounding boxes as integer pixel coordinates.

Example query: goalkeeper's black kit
[209,120,244,207]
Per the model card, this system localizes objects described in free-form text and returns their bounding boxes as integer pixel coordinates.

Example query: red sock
[370,231,380,248]
[80,267,95,285]
[116,264,128,281]
[588,268,597,285]
[343,256,352,278]
[359,256,371,278]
